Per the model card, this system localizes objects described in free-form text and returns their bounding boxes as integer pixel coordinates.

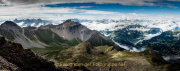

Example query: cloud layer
[0,0,157,6]
[0,0,178,7]
[0,0,180,29]
[0,5,119,20]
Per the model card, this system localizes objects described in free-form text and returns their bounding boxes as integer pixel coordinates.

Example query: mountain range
[2,19,180,56]
[0,20,124,56]
[13,19,52,27]
[0,19,180,71]
[2,19,180,55]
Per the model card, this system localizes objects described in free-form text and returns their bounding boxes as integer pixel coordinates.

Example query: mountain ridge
[0,20,125,51]
[40,19,125,51]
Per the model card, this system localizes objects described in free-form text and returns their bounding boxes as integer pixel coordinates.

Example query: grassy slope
[49,42,180,71]
[23,28,65,45]
[25,28,81,60]
[30,38,81,60]
[54,42,97,63]
[30,39,80,59]
[44,42,167,65]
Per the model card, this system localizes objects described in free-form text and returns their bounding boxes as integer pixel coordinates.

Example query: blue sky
[0,0,180,20]
[44,2,180,15]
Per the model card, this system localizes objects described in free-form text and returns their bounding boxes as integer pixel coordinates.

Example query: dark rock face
[0,36,63,71]
[0,56,19,71]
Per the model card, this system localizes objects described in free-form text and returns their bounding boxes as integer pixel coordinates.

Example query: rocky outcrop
[0,36,64,71]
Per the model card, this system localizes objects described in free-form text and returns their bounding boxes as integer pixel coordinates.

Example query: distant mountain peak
[61,19,80,26]
[64,19,72,22]
[13,19,51,27]
[1,21,18,26]
[1,21,21,29]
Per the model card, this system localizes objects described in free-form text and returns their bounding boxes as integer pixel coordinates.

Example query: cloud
[112,39,146,52]
[0,6,71,14]
[157,2,179,9]
[0,0,164,6]
[133,10,138,12]
[81,21,125,31]
[78,14,180,32]
[167,5,178,9]
[80,10,119,14]
[143,32,162,40]
[78,6,93,8]
[0,0,4,4]
[167,0,180,1]
[129,28,150,32]
[0,0,179,8]
[0,5,120,20]
[0,2,180,31]
[65,6,93,9]
[133,9,145,12]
